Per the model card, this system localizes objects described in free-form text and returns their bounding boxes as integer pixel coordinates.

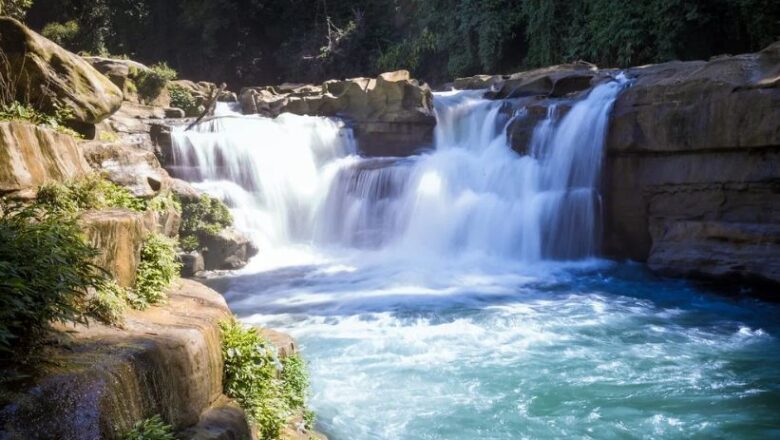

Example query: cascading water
[172,77,624,260]
[170,77,780,439]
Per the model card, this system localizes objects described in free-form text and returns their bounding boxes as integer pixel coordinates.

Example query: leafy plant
[0,101,82,138]
[135,62,177,104]
[168,84,200,116]
[179,194,232,251]
[134,233,180,307]
[41,20,81,47]
[87,279,129,326]
[0,201,102,354]
[35,174,146,214]
[123,415,175,440]
[220,318,314,439]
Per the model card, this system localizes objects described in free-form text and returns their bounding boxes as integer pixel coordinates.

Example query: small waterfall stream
[169,76,780,439]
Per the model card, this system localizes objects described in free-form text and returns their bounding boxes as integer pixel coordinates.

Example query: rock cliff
[603,42,780,287]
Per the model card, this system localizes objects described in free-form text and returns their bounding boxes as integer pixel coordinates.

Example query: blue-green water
[222,256,780,439]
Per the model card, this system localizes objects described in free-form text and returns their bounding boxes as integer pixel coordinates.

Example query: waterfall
[170,76,626,262]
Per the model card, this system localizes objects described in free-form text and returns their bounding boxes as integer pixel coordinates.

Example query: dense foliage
[0,202,101,354]
[0,0,33,20]
[26,0,779,85]
[36,174,146,214]
[0,102,82,138]
[135,233,181,308]
[179,194,233,252]
[122,415,175,440]
[168,84,200,116]
[135,62,177,104]
[220,318,313,439]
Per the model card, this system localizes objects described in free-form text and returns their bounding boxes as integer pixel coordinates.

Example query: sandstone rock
[453,74,507,90]
[82,56,149,102]
[179,396,252,440]
[0,279,231,440]
[180,250,206,278]
[0,18,122,124]
[258,328,297,359]
[165,107,186,118]
[603,42,780,287]
[200,228,259,270]
[80,140,171,197]
[488,62,600,99]
[170,178,202,203]
[240,70,436,156]
[0,121,91,194]
[79,208,147,288]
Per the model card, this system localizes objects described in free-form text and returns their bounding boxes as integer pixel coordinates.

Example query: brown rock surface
[0,18,122,124]
[80,140,171,197]
[0,121,91,194]
[240,70,436,156]
[603,41,780,286]
[79,208,147,288]
[0,279,231,440]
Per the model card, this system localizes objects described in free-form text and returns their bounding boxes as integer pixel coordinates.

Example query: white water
[172,77,625,261]
[170,78,780,439]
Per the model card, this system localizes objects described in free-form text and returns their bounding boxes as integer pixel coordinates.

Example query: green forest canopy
[21,0,780,86]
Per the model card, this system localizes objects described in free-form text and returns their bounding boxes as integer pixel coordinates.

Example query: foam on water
[171,79,780,439]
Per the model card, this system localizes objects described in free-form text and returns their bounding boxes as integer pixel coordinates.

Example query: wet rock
[603,41,780,287]
[179,396,252,440]
[0,279,231,440]
[0,18,122,124]
[200,228,259,270]
[165,107,186,118]
[0,121,91,194]
[240,70,436,156]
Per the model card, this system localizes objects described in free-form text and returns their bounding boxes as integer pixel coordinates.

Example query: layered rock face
[603,42,780,286]
[0,18,122,125]
[0,280,235,440]
[0,121,91,195]
[240,70,436,156]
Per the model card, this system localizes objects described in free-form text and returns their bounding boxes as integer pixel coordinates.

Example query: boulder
[0,279,231,440]
[79,208,147,288]
[258,328,297,359]
[488,62,602,99]
[0,18,122,124]
[200,228,259,271]
[80,140,171,197]
[82,56,150,102]
[170,178,202,203]
[178,396,252,440]
[179,250,206,278]
[602,41,780,288]
[0,121,91,194]
[453,74,507,90]
[240,70,436,156]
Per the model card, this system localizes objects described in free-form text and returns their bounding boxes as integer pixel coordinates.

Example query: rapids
[170,78,780,439]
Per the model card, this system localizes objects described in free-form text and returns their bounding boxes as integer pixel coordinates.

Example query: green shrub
[168,84,201,116]
[0,101,82,138]
[87,279,129,326]
[135,233,180,307]
[147,190,181,216]
[220,318,314,439]
[41,20,80,48]
[36,174,146,214]
[0,201,102,354]
[122,415,175,440]
[135,63,177,104]
[179,194,233,251]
